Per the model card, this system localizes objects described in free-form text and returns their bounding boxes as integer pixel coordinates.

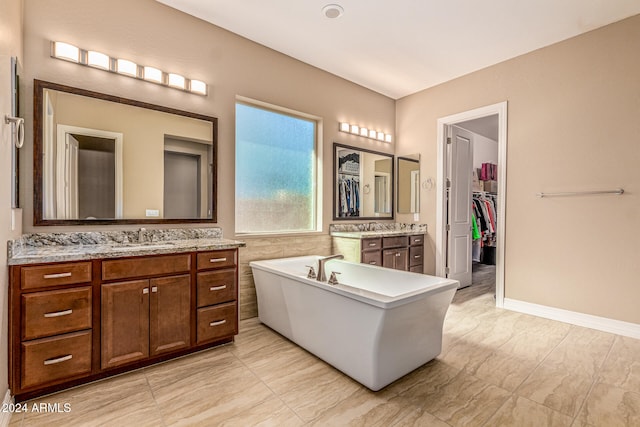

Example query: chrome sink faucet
[317,254,344,282]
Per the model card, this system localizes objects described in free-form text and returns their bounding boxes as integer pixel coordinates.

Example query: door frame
[56,125,124,219]
[435,101,508,307]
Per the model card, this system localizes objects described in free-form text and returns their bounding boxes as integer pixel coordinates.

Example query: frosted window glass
[235,103,317,233]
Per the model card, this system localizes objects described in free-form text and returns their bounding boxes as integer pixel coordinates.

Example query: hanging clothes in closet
[338,175,360,217]
[472,192,498,264]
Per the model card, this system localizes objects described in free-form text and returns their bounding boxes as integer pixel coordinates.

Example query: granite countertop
[330,230,426,239]
[8,228,245,265]
[329,223,427,239]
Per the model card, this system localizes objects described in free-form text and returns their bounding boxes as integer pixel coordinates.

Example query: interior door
[446,125,473,288]
[164,151,200,218]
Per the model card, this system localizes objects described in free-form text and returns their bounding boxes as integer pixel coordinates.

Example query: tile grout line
[509,322,573,398]
[569,333,618,426]
[225,342,308,425]
[142,368,169,427]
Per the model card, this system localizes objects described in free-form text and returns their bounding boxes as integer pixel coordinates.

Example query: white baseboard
[0,390,12,427]
[503,298,640,340]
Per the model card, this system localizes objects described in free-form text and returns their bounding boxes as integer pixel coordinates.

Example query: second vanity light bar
[51,41,208,96]
[339,122,392,143]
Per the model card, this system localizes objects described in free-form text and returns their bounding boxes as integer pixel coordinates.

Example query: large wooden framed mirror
[333,143,394,220]
[33,79,217,225]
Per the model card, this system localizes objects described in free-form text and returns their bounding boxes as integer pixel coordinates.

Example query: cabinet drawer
[21,262,92,290]
[197,270,236,308]
[409,246,424,267]
[22,287,92,340]
[197,302,237,344]
[361,250,382,267]
[409,234,424,246]
[383,236,408,248]
[197,250,236,270]
[383,248,408,271]
[102,254,191,281]
[410,265,423,273]
[361,238,381,251]
[21,330,92,389]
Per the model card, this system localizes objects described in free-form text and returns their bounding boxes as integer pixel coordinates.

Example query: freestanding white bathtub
[249,255,459,391]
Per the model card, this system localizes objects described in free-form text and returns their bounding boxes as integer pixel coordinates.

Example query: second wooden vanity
[8,230,243,401]
[331,225,426,273]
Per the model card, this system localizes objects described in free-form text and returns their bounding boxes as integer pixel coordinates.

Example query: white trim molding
[0,390,13,427]
[504,298,640,339]
[436,101,508,307]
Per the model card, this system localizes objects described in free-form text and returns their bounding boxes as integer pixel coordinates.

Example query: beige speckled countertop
[8,228,245,265]
[330,230,425,239]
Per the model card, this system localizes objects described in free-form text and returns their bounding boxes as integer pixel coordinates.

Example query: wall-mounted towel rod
[536,188,624,198]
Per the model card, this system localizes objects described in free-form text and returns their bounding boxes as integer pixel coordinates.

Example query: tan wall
[21,0,394,328]
[21,0,395,235]
[238,236,332,319]
[0,0,23,401]
[396,15,640,323]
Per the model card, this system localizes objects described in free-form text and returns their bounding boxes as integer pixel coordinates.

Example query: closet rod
[536,188,624,198]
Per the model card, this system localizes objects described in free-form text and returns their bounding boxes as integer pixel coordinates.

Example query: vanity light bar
[51,41,208,96]
[339,121,392,143]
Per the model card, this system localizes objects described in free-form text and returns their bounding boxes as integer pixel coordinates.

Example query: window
[235,100,321,234]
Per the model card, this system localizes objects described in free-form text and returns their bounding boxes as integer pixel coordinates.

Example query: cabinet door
[101,280,149,369]
[396,249,409,271]
[382,248,409,271]
[150,275,191,356]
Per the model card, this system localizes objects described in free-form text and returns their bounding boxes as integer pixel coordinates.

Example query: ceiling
[457,115,499,142]
[157,0,640,99]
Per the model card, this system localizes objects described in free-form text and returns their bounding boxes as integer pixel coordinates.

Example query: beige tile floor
[9,267,640,426]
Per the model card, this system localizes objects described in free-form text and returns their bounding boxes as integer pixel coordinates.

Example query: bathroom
[1,0,640,425]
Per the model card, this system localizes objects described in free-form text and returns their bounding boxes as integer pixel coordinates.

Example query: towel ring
[5,115,24,148]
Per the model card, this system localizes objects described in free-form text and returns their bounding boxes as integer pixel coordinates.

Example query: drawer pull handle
[414,255,421,259]
[151,286,158,293]
[414,239,422,243]
[369,261,377,265]
[210,285,227,291]
[44,354,72,365]
[143,288,149,294]
[395,253,401,257]
[43,272,72,279]
[368,243,377,247]
[209,319,227,327]
[44,309,73,318]
[209,257,227,263]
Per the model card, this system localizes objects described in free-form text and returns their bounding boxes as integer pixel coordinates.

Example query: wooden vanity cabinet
[333,233,425,272]
[408,234,425,273]
[11,261,94,393]
[9,248,239,401]
[195,250,238,344]
[101,275,191,369]
[100,255,192,369]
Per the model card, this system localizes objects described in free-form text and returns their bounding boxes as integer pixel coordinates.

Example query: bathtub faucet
[317,254,344,282]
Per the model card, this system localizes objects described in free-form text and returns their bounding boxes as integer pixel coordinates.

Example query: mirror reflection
[34,80,217,225]
[334,143,394,220]
[397,155,420,214]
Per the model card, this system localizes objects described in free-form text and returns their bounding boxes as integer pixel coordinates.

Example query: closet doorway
[435,102,507,307]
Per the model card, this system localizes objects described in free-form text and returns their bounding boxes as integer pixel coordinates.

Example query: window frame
[234,96,323,236]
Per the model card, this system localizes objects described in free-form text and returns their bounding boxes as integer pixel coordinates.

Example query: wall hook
[5,115,24,148]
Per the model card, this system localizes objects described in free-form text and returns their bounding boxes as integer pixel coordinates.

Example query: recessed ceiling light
[322,4,344,19]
